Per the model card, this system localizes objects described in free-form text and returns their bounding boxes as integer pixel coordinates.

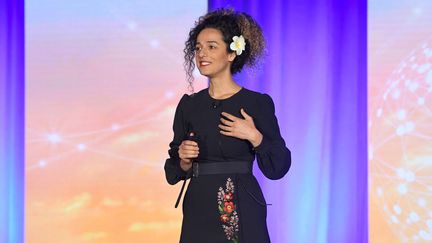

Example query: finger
[183,144,199,151]
[180,150,199,159]
[220,130,234,137]
[180,154,198,160]
[179,147,198,159]
[240,108,252,120]
[220,117,234,126]
[221,112,238,122]
[185,150,199,157]
[183,140,198,146]
[218,124,233,132]
[182,159,192,164]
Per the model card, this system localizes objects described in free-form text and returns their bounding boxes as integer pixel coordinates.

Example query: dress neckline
[206,87,244,101]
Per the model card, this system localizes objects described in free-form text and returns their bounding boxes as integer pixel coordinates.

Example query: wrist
[180,159,192,172]
[250,129,263,148]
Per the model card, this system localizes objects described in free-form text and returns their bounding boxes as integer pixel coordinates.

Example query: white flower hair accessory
[230,35,246,55]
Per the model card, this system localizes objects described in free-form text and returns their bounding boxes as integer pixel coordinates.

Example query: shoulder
[176,93,192,111]
[178,93,190,106]
[242,88,274,105]
[192,88,209,99]
[241,88,276,116]
[177,88,208,108]
[181,88,208,101]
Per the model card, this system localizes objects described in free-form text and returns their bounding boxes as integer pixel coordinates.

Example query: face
[195,28,236,78]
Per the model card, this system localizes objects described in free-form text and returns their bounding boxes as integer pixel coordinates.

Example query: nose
[197,48,207,58]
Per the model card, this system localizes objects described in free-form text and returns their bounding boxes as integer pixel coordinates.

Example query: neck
[208,72,241,98]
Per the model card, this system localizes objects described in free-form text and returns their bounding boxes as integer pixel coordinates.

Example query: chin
[198,69,213,77]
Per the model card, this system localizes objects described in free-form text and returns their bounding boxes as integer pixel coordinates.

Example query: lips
[199,61,211,67]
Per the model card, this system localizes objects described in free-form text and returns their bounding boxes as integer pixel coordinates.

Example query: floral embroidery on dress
[218,178,239,243]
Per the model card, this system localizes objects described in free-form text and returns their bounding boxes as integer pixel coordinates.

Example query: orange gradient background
[368,1,432,242]
[26,1,207,242]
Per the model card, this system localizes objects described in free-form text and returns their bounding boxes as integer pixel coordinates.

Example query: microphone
[175,131,198,208]
[212,100,221,109]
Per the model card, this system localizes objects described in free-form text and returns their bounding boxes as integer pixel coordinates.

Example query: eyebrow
[196,41,219,45]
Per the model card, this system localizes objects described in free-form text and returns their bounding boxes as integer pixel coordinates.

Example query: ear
[228,51,236,62]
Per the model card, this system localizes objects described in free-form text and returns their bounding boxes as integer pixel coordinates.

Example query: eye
[209,45,216,49]
[195,46,201,51]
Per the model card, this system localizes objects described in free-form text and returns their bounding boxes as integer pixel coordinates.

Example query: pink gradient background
[368,1,432,242]
[26,1,207,242]
[25,0,432,242]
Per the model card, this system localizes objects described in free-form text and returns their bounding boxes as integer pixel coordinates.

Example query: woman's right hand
[179,132,199,172]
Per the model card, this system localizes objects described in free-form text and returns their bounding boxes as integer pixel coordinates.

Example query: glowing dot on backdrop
[369,41,432,241]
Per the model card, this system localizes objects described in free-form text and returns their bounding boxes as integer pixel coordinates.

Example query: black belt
[192,161,252,177]
[174,161,252,208]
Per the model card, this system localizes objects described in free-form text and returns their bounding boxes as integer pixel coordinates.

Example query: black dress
[164,87,291,243]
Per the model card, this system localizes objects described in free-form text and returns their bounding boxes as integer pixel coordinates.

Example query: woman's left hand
[219,108,263,147]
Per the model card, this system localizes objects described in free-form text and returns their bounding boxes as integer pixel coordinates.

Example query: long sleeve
[164,94,191,185]
[253,94,291,180]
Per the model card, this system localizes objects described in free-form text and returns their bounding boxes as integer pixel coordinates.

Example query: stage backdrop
[25,0,207,242]
[25,0,370,242]
[208,0,368,242]
[0,0,25,242]
[368,0,432,242]
[22,0,432,242]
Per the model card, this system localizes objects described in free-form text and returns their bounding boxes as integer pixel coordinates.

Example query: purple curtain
[209,1,368,242]
[0,0,25,242]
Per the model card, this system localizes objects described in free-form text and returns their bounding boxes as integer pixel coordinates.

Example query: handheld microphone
[187,131,198,142]
[186,131,199,161]
[175,131,198,208]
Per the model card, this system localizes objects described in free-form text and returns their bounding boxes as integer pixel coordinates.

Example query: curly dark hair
[184,8,266,92]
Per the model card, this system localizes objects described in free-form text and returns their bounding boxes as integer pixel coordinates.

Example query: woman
[164,8,291,243]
